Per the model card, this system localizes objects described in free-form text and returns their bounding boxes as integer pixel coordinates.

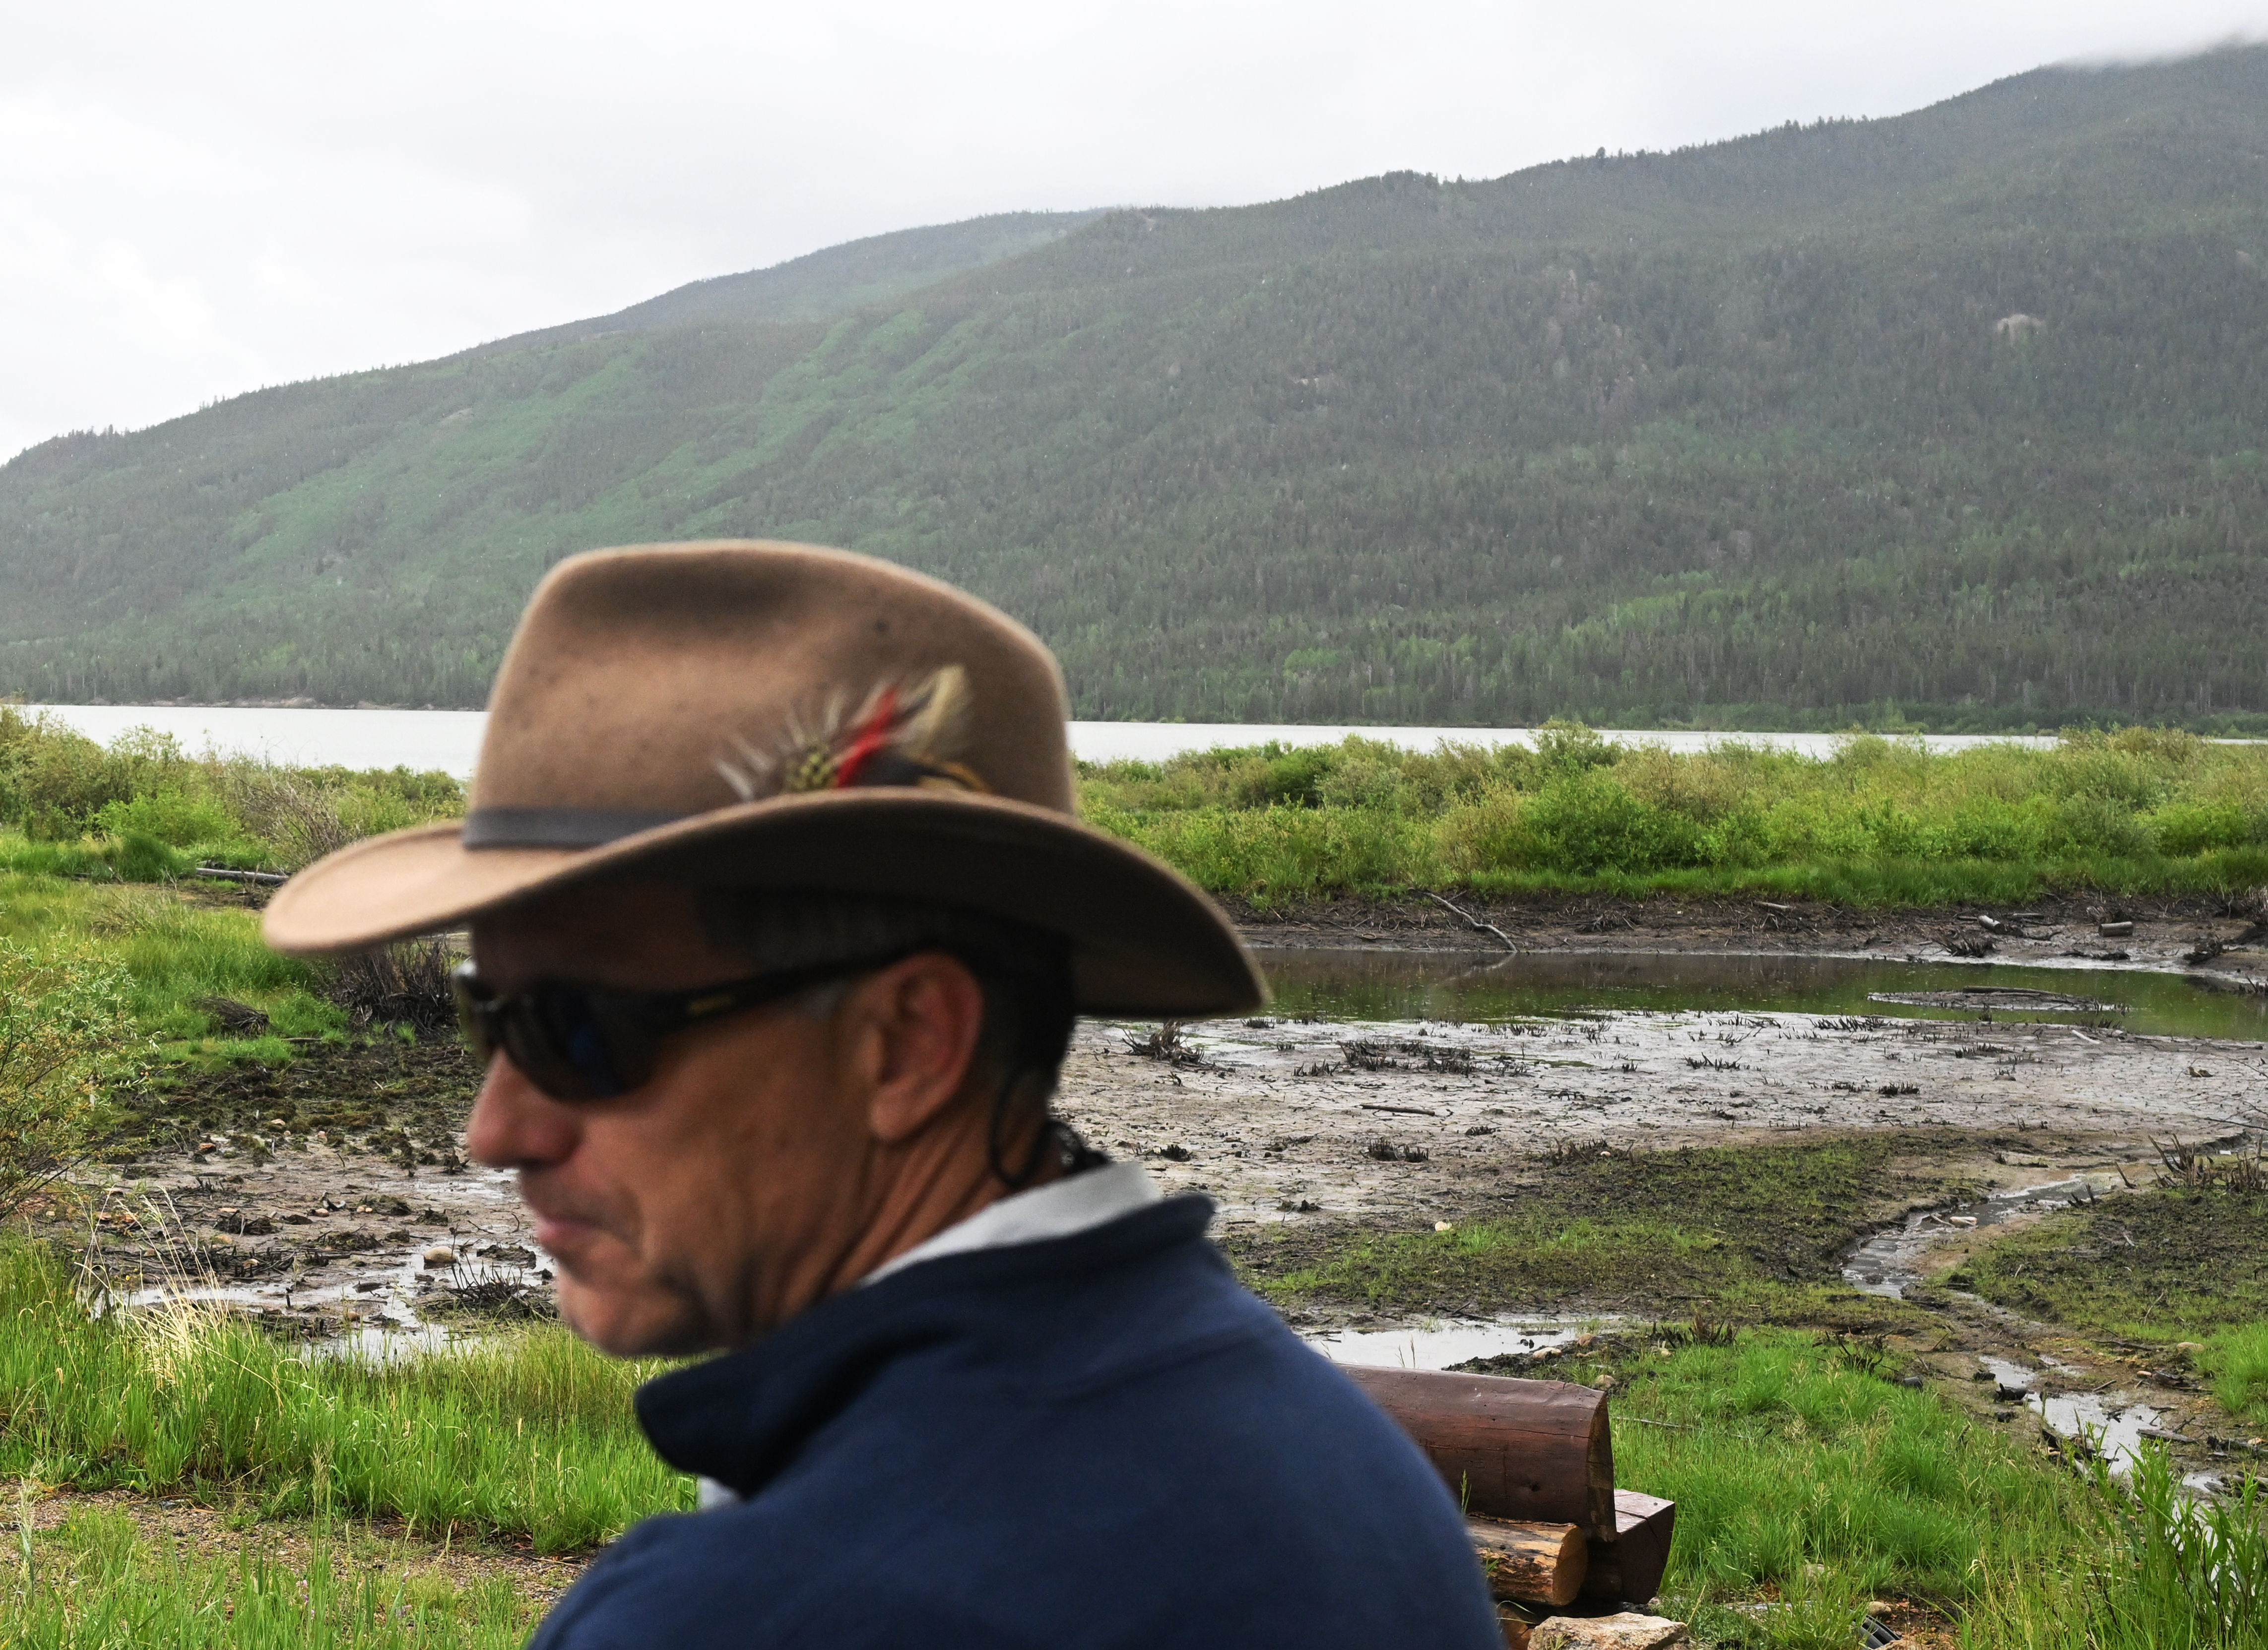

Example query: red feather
[828,685,899,788]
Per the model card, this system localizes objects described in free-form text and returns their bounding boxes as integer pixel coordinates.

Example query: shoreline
[1225,889,2268,983]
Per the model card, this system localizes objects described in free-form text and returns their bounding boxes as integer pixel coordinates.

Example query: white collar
[859,1160,1162,1286]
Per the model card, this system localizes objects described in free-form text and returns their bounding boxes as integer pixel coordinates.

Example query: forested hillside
[3,47,2265,728]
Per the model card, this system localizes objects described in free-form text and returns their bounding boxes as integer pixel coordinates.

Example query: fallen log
[1579,1491,1677,1606]
[1340,1367,1615,1536]
[1468,1516,1586,1607]
[192,865,288,885]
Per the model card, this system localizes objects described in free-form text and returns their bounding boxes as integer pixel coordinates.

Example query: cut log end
[1469,1516,1587,1608]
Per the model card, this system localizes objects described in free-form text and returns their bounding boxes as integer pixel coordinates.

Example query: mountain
[4,47,2266,729]
[477,209,1106,350]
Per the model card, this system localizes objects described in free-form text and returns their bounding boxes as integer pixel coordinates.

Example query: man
[266,541,1502,1648]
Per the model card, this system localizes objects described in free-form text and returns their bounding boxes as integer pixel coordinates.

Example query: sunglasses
[451,952,910,1101]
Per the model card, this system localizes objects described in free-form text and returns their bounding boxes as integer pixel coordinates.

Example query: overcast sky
[4,0,2263,461]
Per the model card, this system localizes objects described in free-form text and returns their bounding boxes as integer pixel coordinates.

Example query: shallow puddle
[1843,1173,2127,1298]
[1304,1315,1620,1369]
[1260,949,2268,1041]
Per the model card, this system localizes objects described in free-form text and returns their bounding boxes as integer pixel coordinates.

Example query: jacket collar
[635,1195,1216,1497]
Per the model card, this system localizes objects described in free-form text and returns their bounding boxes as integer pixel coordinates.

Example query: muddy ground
[43,967,2263,1349]
[1223,888,2268,978]
[25,900,2264,1493]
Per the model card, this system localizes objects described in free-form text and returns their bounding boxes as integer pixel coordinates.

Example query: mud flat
[46,946,2265,1350]
[1056,1010,2263,1228]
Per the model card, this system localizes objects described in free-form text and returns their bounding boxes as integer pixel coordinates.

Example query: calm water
[23,703,2064,780]
[1257,948,2268,1042]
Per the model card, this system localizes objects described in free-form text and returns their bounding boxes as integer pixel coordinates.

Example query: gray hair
[696,890,1084,1178]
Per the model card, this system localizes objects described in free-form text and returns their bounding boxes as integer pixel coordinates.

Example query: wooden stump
[1468,1516,1587,1607]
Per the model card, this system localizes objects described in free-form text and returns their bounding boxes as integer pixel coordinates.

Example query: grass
[11,703,2268,905]
[3,1502,542,1648]
[1462,1326,2268,1649]
[1231,1135,1978,1329]
[0,1241,690,1552]
[1953,1181,2268,1343]
[1610,1332,2072,1604]
[1956,1448,2268,1650]
[0,873,342,1055]
[1079,723,2268,899]
[2200,1323,2268,1427]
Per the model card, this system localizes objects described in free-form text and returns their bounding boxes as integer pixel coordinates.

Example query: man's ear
[850,953,989,1144]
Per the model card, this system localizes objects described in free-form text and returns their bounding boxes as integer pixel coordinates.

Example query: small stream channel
[1840,1172,2238,1481]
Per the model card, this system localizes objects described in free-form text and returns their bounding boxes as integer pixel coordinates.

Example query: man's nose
[464,1055,582,1170]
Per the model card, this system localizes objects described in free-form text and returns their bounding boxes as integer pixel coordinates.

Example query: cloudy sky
[4,0,2263,460]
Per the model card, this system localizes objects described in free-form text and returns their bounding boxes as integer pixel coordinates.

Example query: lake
[21,703,2063,780]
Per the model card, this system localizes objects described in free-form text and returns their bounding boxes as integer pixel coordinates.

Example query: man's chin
[556,1275,712,1359]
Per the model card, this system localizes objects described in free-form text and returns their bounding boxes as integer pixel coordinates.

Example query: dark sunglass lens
[513,987,651,1101]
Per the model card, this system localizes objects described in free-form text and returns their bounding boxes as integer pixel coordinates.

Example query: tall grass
[11,702,2268,900]
[0,1242,688,1551]
[1619,1333,2075,1605]
[1082,723,2268,898]
[2200,1323,2268,1426]
[1960,1446,2268,1650]
[1613,1335,2268,1648]
[0,875,339,1047]
[5,1504,538,1647]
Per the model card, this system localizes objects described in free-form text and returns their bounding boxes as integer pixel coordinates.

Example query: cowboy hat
[263,541,1265,1017]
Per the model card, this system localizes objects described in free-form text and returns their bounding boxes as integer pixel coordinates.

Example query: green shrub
[2149,799,2260,856]
[1075,724,2268,897]
[92,787,242,847]
[1521,770,1703,873]
[0,943,144,1215]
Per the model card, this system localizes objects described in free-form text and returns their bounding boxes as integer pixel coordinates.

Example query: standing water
[1260,948,2268,1042]
[21,703,2072,781]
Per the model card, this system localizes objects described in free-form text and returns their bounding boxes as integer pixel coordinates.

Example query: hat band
[461,806,687,850]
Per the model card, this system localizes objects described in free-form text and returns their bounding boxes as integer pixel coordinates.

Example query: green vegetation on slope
[1953,1170,2268,1343]
[483,209,1106,347]
[4,49,2267,726]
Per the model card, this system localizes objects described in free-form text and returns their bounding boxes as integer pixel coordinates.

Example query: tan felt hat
[263,541,1265,1017]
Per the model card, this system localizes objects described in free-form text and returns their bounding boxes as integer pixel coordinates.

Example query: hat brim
[262,789,1266,1019]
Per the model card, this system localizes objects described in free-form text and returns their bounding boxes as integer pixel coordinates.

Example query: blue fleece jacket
[526,1195,1503,1649]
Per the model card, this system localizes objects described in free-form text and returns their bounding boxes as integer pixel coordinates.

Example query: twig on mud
[1426,893,1515,953]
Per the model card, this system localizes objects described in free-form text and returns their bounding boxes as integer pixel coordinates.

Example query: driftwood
[1468,1516,1586,1607]
[1427,892,1516,952]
